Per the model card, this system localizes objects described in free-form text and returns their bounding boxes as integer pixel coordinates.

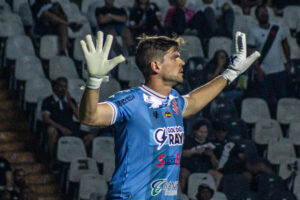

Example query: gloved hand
[222,31,260,84]
[80,31,125,89]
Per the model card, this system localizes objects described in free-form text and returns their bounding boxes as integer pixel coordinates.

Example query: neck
[259,22,270,29]
[145,78,173,97]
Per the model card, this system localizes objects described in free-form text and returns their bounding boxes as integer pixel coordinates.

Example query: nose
[179,58,185,66]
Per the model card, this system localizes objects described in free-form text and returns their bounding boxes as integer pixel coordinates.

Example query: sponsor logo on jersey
[164,111,172,118]
[157,153,180,167]
[153,126,184,150]
[116,95,135,107]
[172,100,179,114]
[151,179,178,196]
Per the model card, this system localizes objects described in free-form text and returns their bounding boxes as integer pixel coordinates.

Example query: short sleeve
[278,25,287,41]
[41,97,51,115]
[104,90,138,125]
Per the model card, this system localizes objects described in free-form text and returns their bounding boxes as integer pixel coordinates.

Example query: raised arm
[79,31,125,126]
[183,32,261,118]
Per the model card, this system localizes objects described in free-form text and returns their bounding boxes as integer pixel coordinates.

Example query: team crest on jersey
[172,100,179,114]
[151,179,178,196]
[153,126,184,150]
[164,111,172,118]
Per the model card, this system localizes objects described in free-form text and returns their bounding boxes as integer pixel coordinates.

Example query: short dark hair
[135,35,184,80]
[213,121,228,132]
[255,5,267,18]
[55,76,68,85]
[192,119,211,131]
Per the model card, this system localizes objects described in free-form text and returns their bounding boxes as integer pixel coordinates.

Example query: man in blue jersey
[79,31,260,199]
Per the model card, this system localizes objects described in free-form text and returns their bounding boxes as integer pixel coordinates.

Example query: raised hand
[222,31,261,84]
[80,31,125,89]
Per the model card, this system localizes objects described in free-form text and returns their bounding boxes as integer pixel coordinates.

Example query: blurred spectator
[41,77,80,169]
[193,0,234,40]
[164,0,195,35]
[129,0,164,37]
[0,157,13,190]
[247,5,290,109]
[95,0,135,55]
[211,121,273,187]
[196,184,214,200]
[30,0,80,55]
[179,120,218,192]
[20,186,34,200]
[205,50,244,101]
[0,190,11,200]
[10,169,26,200]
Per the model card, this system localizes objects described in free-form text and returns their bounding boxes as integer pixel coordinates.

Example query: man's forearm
[79,88,100,124]
[184,76,227,117]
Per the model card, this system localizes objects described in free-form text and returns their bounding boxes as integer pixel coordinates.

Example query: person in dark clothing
[129,0,164,37]
[164,0,195,35]
[211,121,274,187]
[41,77,79,168]
[0,157,13,190]
[179,120,218,192]
[95,0,135,55]
[30,0,78,55]
[10,169,26,200]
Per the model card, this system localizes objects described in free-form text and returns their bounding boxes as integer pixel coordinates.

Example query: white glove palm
[80,31,125,89]
[222,32,260,84]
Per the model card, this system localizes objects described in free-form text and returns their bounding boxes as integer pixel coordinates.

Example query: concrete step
[30,184,61,195]
[0,110,26,121]
[0,142,26,152]
[12,163,48,174]
[0,90,17,100]
[0,100,19,110]
[0,121,30,131]
[0,151,36,164]
[26,174,56,185]
[0,131,32,143]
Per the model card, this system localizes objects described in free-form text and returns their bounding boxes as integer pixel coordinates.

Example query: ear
[150,60,161,73]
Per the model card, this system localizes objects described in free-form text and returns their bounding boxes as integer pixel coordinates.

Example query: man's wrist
[86,77,104,90]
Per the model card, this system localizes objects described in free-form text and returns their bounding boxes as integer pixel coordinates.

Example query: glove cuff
[86,77,104,89]
[221,68,237,84]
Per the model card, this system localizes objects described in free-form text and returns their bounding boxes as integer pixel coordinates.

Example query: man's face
[105,0,114,7]
[194,125,208,142]
[53,80,67,99]
[198,188,213,200]
[256,7,269,24]
[159,48,185,86]
[14,170,26,187]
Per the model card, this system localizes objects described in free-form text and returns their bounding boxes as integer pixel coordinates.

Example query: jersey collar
[140,85,167,100]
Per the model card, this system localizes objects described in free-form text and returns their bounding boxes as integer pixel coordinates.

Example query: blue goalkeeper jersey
[105,85,187,200]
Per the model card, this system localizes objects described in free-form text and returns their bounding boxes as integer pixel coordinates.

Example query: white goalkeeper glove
[80,31,125,89]
[221,31,261,84]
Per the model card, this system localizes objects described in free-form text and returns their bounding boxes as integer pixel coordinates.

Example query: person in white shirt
[247,5,290,107]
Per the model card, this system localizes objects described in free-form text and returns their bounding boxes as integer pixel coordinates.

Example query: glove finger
[96,31,104,52]
[86,34,96,53]
[234,31,241,54]
[103,34,113,59]
[241,32,247,57]
[80,40,89,57]
[245,51,261,69]
[107,55,126,71]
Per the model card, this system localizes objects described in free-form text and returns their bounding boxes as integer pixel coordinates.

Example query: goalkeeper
[79,31,260,199]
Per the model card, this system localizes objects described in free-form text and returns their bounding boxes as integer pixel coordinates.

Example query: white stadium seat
[98,78,121,102]
[254,119,282,145]
[40,35,60,60]
[208,37,232,59]
[241,98,271,124]
[57,136,87,163]
[6,35,35,60]
[277,98,300,124]
[24,78,53,104]
[79,174,108,200]
[181,35,204,61]
[49,56,79,80]
[69,157,99,183]
[15,56,45,81]
[267,138,296,165]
